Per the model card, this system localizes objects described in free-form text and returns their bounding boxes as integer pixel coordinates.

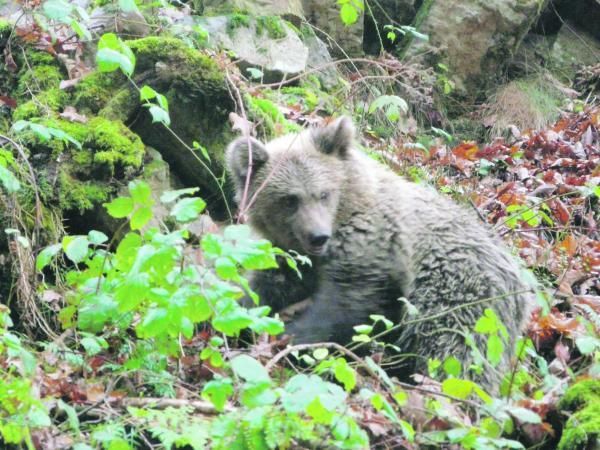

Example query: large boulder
[201,0,304,17]
[197,15,309,82]
[407,0,547,97]
[72,37,236,220]
[302,0,364,58]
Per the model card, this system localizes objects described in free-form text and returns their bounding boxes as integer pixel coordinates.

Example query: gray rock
[301,25,339,89]
[407,0,545,97]
[302,0,364,58]
[198,15,309,82]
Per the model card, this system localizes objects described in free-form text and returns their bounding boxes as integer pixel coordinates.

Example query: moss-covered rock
[558,379,600,450]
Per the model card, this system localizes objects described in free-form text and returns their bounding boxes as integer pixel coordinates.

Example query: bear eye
[282,195,299,210]
[320,191,329,201]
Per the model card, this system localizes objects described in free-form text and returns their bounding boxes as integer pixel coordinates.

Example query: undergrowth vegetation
[0,0,599,449]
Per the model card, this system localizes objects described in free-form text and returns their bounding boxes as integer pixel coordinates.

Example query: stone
[407,0,547,97]
[197,15,309,82]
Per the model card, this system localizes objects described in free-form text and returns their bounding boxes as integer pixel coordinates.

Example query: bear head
[226,116,355,256]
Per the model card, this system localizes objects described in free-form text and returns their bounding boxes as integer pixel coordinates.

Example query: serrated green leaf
[487,334,504,367]
[215,257,237,280]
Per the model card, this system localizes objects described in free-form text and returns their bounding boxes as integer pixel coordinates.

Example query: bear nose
[309,233,329,247]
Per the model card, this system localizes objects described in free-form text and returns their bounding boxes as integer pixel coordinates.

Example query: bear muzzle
[305,232,330,256]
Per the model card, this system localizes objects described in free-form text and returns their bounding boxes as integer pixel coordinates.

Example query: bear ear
[312,116,355,158]
[226,136,269,186]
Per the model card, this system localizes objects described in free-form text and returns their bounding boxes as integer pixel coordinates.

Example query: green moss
[23,117,144,175]
[227,13,251,36]
[99,88,138,122]
[558,379,600,450]
[13,88,68,120]
[127,37,224,87]
[16,52,63,99]
[72,72,123,115]
[256,16,286,39]
[58,171,112,212]
[0,19,10,38]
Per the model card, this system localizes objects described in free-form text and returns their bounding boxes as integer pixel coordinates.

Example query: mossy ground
[558,379,600,450]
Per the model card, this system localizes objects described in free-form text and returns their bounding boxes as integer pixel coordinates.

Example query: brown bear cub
[226,117,534,390]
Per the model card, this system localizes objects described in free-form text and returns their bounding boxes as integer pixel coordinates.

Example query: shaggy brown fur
[227,117,534,390]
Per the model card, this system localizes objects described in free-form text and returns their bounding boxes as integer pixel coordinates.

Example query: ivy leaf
[36,244,61,271]
[231,355,270,383]
[104,196,134,218]
[170,197,206,223]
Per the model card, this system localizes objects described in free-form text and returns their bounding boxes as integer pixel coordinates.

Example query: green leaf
[170,197,206,223]
[202,378,233,412]
[230,354,270,382]
[0,165,21,193]
[339,3,359,26]
[487,334,504,367]
[43,0,73,22]
[88,230,108,245]
[96,33,136,76]
[78,293,118,332]
[306,397,334,424]
[146,105,171,126]
[193,141,211,162]
[118,0,140,13]
[115,273,150,312]
[128,180,153,207]
[313,348,329,360]
[104,196,134,218]
[368,95,408,122]
[63,235,89,263]
[71,20,92,41]
[130,206,153,230]
[215,257,238,280]
[36,244,61,271]
[507,406,542,424]
[160,187,200,203]
[575,336,600,355]
[441,378,476,400]
[443,356,462,377]
[333,358,356,392]
[80,335,108,356]
[137,307,169,338]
